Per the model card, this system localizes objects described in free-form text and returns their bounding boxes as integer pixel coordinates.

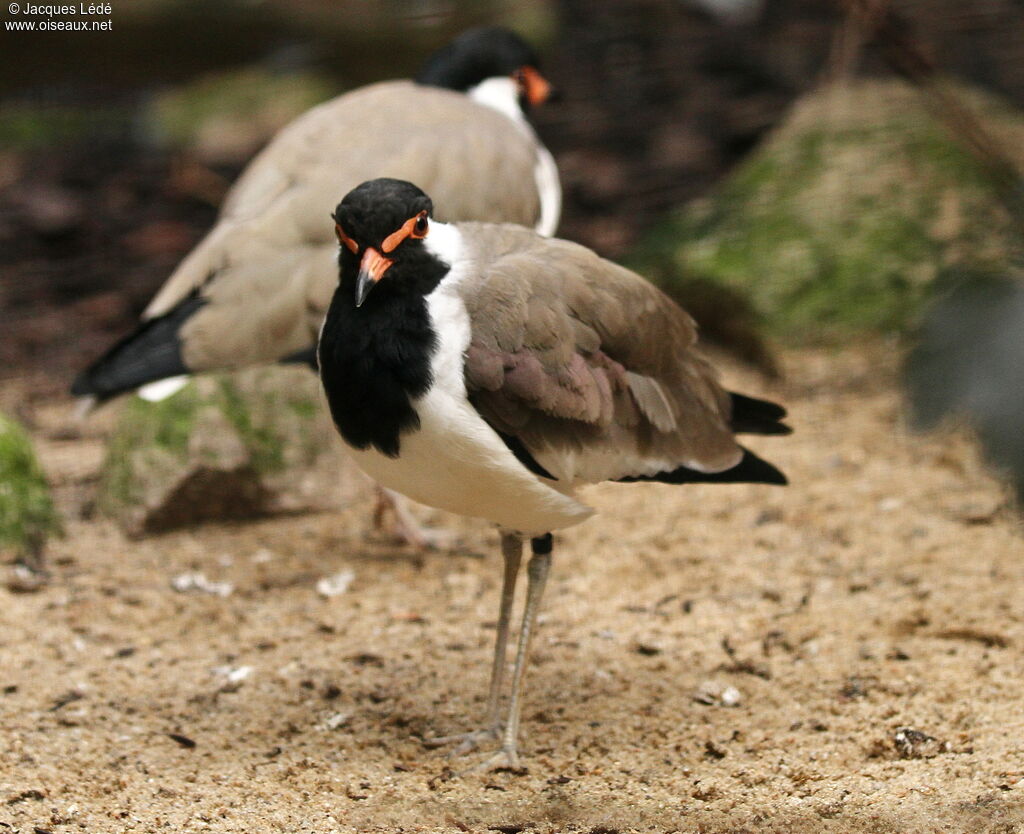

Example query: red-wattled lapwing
[70,26,559,546]
[318,178,791,771]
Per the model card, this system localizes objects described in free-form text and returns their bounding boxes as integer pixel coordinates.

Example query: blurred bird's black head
[332,179,444,307]
[416,26,554,108]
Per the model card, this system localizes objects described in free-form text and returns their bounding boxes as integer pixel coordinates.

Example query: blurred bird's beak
[356,247,393,307]
[522,66,555,107]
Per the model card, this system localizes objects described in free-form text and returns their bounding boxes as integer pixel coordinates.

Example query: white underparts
[468,76,562,237]
[344,225,592,535]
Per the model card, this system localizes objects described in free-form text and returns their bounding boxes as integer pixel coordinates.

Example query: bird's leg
[483,532,525,728]
[373,486,456,550]
[425,531,523,753]
[464,533,552,773]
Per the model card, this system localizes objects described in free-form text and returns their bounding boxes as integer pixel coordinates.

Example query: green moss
[0,413,62,558]
[98,369,321,520]
[98,382,203,511]
[288,399,318,420]
[137,387,202,457]
[216,377,285,474]
[629,80,1024,342]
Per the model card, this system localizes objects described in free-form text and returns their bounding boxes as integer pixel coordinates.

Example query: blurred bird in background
[906,266,1024,505]
[69,25,560,546]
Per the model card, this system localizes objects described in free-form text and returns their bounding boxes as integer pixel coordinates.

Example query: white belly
[346,387,592,536]
[345,257,592,536]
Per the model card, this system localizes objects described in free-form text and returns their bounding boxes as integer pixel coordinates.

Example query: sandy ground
[2,345,1023,834]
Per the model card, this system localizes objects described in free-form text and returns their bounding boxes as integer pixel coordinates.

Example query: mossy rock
[0,413,62,562]
[98,366,366,535]
[629,80,1024,342]
[144,66,337,163]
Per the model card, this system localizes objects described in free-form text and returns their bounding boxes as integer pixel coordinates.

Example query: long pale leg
[466,533,553,772]
[426,531,523,752]
[373,486,456,550]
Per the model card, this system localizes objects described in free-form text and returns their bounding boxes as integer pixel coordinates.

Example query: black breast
[318,288,438,458]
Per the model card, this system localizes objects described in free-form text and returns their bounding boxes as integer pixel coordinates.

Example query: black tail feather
[70,293,206,402]
[281,344,320,372]
[729,392,791,435]
[618,446,788,486]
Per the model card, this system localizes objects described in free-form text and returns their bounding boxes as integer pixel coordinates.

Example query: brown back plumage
[145,82,545,370]
[456,223,743,483]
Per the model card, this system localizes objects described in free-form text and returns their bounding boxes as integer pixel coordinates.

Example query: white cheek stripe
[467,76,562,237]
[422,219,463,270]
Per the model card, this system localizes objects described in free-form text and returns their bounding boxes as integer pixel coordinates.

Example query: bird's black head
[332,178,445,307]
[415,26,554,109]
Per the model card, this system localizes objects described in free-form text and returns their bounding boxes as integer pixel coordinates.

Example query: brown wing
[143,81,544,371]
[458,223,742,484]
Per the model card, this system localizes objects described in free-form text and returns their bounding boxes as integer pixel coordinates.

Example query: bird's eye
[412,212,428,238]
[382,211,430,252]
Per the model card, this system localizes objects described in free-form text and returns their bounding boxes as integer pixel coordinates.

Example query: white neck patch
[466,77,561,237]
[468,77,524,124]
[423,219,464,275]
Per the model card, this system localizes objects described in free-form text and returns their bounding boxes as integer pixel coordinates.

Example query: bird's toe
[457,745,522,776]
[399,524,460,552]
[423,725,501,755]
[373,488,458,551]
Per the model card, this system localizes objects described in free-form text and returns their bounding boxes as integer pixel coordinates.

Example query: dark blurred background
[3,0,1024,396]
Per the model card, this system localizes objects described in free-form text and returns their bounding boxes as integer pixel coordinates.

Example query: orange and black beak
[520,66,556,107]
[355,247,393,307]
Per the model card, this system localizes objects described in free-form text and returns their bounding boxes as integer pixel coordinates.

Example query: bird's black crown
[416,26,541,92]
[333,179,433,249]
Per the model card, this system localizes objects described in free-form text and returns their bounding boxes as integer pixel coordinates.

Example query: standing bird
[70,26,559,545]
[319,178,791,770]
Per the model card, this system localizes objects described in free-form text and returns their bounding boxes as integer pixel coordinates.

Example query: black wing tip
[69,372,94,398]
[734,447,788,485]
[69,293,205,402]
[729,392,792,436]
[69,364,122,402]
[69,365,118,399]
[701,446,788,486]
[754,421,793,436]
[619,447,788,487]
[730,391,787,416]
[69,339,186,402]
[280,344,320,372]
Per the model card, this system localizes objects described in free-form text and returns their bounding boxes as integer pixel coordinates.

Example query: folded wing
[458,224,781,485]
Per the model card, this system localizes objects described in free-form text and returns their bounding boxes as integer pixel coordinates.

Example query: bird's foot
[392,520,458,552]
[458,744,522,776]
[373,488,457,551]
[423,724,501,756]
